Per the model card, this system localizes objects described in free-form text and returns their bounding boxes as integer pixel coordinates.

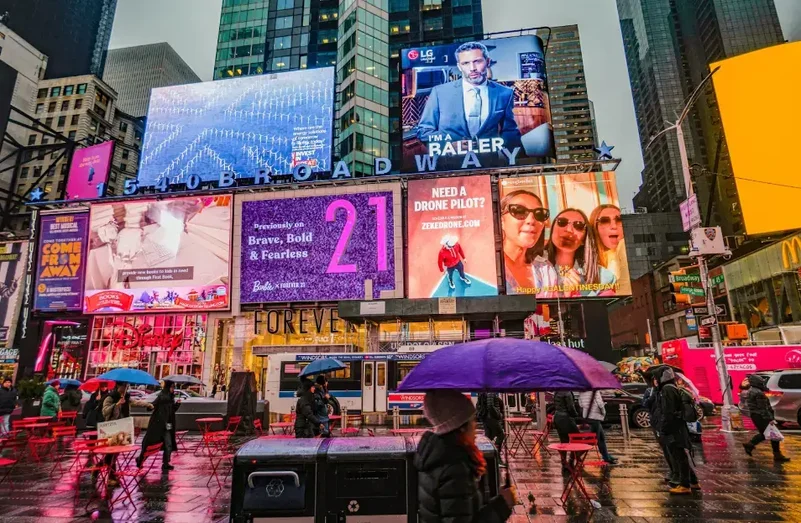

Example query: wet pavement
[2,418,801,522]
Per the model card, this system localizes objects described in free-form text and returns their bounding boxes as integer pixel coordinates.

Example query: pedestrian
[416,390,517,523]
[314,375,331,437]
[83,383,109,429]
[101,382,153,485]
[659,368,699,494]
[40,380,61,419]
[137,380,181,471]
[743,374,790,462]
[476,392,506,461]
[60,383,82,413]
[552,390,580,473]
[0,377,18,436]
[578,390,618,464]
[643,371,677,486]
[294,378,323,438]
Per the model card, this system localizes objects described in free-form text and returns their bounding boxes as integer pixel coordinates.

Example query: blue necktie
[467,88,482,137]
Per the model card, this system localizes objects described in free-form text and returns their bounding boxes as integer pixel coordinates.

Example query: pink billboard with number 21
[66,141,114,200]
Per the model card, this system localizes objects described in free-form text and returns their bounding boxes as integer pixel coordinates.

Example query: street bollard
[341,406,348,432]
[619,403,630,440]
[393,406,400,430]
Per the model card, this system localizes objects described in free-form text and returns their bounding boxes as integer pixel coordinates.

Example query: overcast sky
[109,0,801,208]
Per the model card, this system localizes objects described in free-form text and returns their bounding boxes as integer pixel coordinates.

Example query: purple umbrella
[397,339,621,392]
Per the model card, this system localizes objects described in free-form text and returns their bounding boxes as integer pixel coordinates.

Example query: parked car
[738,370,801,426]
[622,382,714,420]
[546,389,651,429]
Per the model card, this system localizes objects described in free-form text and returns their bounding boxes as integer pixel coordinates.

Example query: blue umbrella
[46,378,81,387]
[98,368,160,386]
[299,358,346,378]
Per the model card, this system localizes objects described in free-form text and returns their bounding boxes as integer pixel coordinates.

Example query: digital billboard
[35,213,89,311]
[711,41,801,235]
[84,195,232,313]
[407,176,498,298]
[66,141,113,200]
[137,67,335,187]
[0,241,28,348]
[400,35,554,173]
[498,172,631,298]
[239,187,401,303]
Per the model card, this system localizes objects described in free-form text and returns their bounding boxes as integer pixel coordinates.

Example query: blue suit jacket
[416,80,522,150]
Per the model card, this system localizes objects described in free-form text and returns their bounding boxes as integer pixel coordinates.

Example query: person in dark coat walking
[416,390,516,523]
[743,375,790,462]
[60,384,82,412]
[0,377,17,436]
[643,371,677,485]
[476,392,505,457]
[83,384,109,429]
[552,391,580,473]
[294,378,323,438]
[137,380,181,471]
[314,375,331,437]
[659,368,697,494]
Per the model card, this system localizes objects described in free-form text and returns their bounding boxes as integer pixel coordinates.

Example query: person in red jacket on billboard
[438,235,471,289]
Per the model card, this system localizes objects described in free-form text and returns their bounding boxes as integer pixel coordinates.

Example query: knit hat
[423,390,476,435]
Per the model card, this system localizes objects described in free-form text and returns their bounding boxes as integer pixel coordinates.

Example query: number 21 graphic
[325,196,388,274]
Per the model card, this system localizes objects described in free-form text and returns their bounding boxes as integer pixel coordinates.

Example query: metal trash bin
[323,437,409,523]
[230,438,324,523]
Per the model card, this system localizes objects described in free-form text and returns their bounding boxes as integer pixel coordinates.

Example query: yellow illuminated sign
[781,236,801,270]
[711,41,801,235]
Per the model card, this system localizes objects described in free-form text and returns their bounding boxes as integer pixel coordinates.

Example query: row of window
[220,8,267,25]
[37,84,88,99]
[216,43,266,61]
[218,26,263,43]
[35,98,83,115]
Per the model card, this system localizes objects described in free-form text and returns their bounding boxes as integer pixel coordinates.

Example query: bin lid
[326,436,408,460]
[236,438,324,462]
[475,435,495,454]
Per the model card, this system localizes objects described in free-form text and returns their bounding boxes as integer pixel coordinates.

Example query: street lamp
[645,65,741,431]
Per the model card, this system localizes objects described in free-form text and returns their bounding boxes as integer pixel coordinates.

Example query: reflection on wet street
[2,418,801,522]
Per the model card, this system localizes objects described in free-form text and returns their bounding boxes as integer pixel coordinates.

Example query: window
[275,16,293,30]
[389,0,409,11]
[20,167,29,179]
[778,374,801,389]
[63,85,74,96]
[45,117,53,127]
[33,166,42,178]
[74,99,83,109]
[422,0,442,10]
[665,232,686,242]
[77,84,87,94]
[48,101,56,112]
[634,233,657,243]
[423,17,443,31]
[60,163,68,175]
[318,29,337,44]
[453,12,473,28]
[390,19,410,34]
[271,56,289,70]
[35,103,44,114]
[122,149,129,160]
[71,115,79,125]
[274,36,291,50]
[27,135,36,146]
[57,181,65,194]
[300,55,307,69]
[119,122,128,133]
[68,131,76,140]
[57,116,66,127]
[60,101,69,111]
[37,88,47,99]
[276,0,293,8]
[49,86,61,97]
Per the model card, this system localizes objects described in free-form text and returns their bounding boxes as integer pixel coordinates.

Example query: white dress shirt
[461,79,489,134]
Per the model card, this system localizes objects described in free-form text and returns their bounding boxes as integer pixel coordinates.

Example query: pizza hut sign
[109,321,184,356]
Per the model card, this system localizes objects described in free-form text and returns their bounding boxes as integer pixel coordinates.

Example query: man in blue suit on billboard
[416,42,522,155]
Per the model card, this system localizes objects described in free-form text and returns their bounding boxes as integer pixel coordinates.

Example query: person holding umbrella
[314,375,331,437]
[416,390,517,523]
[137,380,181,471]
[60,383,82,413]
[294,378,324,438]
[83,381,110,429]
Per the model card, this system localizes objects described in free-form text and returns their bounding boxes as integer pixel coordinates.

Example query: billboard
[137,67,335,187]
[711,41,801,235]
[400,35,554,173]
[84,195,232,313]
[0,241,28,348]
[498,172,631,298]
[240,187,400,303]
[35,213,89,311]
[407,176,498,298]
[66,141,113,200]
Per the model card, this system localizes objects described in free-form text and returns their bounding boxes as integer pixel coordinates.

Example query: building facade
[0,0,117,79]
[103,43,201,118]
[622,211,689,280]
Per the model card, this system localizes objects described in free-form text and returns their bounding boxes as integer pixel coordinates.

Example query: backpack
[666,384,699,422]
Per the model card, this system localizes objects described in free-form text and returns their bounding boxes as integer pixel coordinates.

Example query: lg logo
[407,50,420,60]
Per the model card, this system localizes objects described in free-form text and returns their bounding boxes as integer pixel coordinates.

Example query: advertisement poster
[407,176,497,297]
[138,67,335,187]
[98,417,135,446]
[84,195,232,313]
[240,190,397,303]
[0,241,28,348]
[401,35,554,173]
[498,172,632,298]
[65,141,113,200]
[34,213,89,311]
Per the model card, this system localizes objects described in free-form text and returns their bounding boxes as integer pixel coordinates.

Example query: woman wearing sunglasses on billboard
[533,208,616,298]
[500,190,549,294]
[590,204,630,294]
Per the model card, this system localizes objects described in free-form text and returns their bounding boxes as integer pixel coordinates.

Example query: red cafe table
[506,417,533,456]
[548,443,594,506]
[92,444,140,487]
[195,417,224,456]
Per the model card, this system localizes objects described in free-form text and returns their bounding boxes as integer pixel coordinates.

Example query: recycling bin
[322,437,410,523]
[230,438,325,523]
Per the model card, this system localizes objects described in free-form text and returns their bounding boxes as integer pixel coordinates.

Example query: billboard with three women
[499,172,631,298]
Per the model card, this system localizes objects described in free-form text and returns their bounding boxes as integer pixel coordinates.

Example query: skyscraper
[617,0,783,234]
[547,25,597,162]
[0,0,117,79]
[104,43,201,118]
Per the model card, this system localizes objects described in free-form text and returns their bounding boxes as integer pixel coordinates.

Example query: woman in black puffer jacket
[552,391,580,473]
[415,390,516,523]
[294,378,323,439]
